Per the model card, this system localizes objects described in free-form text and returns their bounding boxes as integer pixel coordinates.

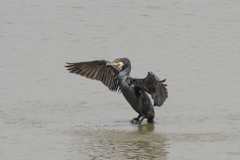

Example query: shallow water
[1,0,240,159]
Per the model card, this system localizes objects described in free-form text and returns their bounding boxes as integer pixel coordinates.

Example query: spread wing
[65,60,121,92]
[131,72,168,106]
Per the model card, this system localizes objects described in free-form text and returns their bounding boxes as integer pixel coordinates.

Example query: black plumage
[65,58,168,124]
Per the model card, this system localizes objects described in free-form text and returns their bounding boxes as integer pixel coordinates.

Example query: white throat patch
[117,62,124,68]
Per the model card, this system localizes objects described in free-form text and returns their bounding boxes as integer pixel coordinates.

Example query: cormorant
[65,58,168,124]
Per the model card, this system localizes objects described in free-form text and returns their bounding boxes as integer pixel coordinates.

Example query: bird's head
[106,58,131,70]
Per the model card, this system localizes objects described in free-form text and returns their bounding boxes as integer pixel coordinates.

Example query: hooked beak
[106,62,117,66]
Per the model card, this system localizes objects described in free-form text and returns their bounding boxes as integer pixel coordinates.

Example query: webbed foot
[130,118,141,124]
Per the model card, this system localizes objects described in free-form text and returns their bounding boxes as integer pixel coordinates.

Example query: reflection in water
[137,123,155,132]
[68,124,169,159]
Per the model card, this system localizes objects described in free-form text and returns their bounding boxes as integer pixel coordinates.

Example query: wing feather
[91,67,100,80]
[65,60,121,92]
[132,72,168,107]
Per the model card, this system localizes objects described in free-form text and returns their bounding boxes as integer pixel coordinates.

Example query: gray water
[1,0,240,159]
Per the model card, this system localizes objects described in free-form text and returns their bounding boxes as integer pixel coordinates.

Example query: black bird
[65,58,168,124]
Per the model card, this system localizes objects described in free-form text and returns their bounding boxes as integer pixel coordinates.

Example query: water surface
[1,0,240,159]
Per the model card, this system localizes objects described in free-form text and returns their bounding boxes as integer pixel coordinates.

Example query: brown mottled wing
[65,60,121,92]
[131,72,168,106]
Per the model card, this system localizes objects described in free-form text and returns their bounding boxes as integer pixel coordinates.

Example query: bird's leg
[147,117,154,123]
[130,114,141,124]
[131,115,145,124]
[135,114,141,121]
[139,115,145,123]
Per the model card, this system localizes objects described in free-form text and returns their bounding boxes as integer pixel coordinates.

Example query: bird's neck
[118,66,131,82]
[121,66,131,76]
[118,68,131,88]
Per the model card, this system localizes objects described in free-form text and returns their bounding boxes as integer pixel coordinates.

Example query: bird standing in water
[65,58,168,124]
